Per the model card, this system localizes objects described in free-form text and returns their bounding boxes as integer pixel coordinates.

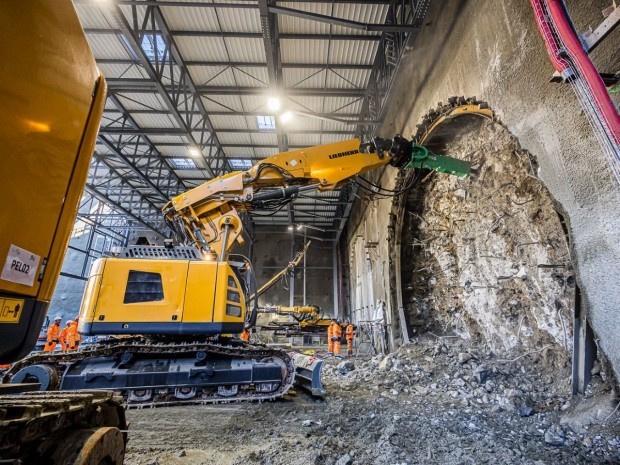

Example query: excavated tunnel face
[395,112,575,359]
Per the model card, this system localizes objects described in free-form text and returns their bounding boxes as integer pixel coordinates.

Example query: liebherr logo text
[328,150,358,160]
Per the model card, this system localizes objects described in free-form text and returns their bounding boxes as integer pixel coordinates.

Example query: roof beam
[85,28,380,41]
[97,58,372,69]
[106,79,366,96]
[100,127,355,135]
[105,109,361,118]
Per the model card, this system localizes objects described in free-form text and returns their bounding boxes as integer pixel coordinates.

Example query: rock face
[400,120,574,354]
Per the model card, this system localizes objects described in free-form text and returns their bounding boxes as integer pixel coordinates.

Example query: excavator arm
[162,136,470,257]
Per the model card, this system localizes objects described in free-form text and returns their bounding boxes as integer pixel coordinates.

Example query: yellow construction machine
[5,131,471,407]
[0,2,127,463]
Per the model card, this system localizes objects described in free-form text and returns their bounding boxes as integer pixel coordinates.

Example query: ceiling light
[296,224,303,231]
[280,111,293,124]
[287,225,294,231]
[267,97,281,112]
[189,147,201,157]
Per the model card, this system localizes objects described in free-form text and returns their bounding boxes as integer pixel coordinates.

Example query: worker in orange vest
[59,321,70,351]
[65,317,81,351]
[327,323,333,355]
[240,324,251,342]
[345,321,355,356]
[43,316,62,352]
[331,319,343,357]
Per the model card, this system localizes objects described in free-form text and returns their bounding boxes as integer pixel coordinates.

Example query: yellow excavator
[258,305,336,335]
[5,130,471,407]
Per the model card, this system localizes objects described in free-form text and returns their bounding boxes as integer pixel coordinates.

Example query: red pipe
[545,0,620,144]
[529,0,573,79]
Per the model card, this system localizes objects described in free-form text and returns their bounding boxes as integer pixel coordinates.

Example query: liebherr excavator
[6,130,471,407]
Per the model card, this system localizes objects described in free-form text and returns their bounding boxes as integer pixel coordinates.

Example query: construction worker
[65,317,81,351]
[44,316,62,352]
[240,324,251,342]
[345,321,355,356]
[327,322,333,355]
[331,319,343,357]
[59,320,70,351]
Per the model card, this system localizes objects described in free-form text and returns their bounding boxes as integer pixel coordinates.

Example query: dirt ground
[124,338,620,465]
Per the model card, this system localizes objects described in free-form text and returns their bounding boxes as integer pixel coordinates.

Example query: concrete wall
[252,227,335,313]
[345,0,620,376]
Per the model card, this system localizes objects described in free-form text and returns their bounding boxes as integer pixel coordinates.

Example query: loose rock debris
[124,338,619,465]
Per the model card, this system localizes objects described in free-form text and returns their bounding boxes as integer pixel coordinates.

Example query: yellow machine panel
[79,258,246,335]
[0,1,105,362]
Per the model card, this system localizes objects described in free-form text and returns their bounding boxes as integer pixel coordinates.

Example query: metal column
[332,243,339,318]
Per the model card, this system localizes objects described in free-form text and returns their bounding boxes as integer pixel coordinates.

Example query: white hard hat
[54,315,62,321]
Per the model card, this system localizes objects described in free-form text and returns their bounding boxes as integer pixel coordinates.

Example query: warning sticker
[0,298,24,323]
[1,244,41,287]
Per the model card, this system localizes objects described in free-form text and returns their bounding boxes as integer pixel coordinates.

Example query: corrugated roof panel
[218,133,252,145]
[74,3,116,29]
[147,135,190,144]
[321,133,347,145]
[86,34,132,60]
[210,115,248,129]
[331,3,389,34]
[250,133,278,146]
[216,7,261,33]
[288,134,321,147]
[201,95,243,112]
[223,147,254,157]
[188,66,234,86]
[322,97,363,113]
[160,5,219,30]
[240,95,269,113]
[321,119,356,132]
[282,68,325,87]
[223,37,266,63]
[277,2,332,34]
[329,40,379,66]
[232,67,269,87]
[282,68,327,89]
[116,93,168,111]
[254,147,278,158]
[175,169,208,179]
[325,68,371,89]
[281,40,329,64]
[294,116,322,132]
[176,36,229,61]
[286,96,325,113]
[131,113,179,129]
[98,63,149,80]
[158,145,193,157]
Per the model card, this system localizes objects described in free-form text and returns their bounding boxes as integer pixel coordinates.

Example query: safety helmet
[54,315,62,321]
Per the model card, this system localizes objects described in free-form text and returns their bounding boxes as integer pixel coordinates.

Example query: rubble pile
[125,337,619,465]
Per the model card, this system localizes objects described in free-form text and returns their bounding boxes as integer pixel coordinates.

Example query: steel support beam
[111,3,230,177]
[105,79,366,97]
[99,127,355,136]
[96,58,373,70]
[85,28,380,41]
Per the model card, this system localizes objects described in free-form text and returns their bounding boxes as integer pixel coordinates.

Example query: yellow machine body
[0,1,106,362]
[79,258,245,336]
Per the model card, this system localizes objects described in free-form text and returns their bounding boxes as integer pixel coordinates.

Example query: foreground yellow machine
[0,2,127,463]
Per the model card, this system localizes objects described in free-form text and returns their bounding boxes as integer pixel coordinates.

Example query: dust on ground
[124,338,620,465]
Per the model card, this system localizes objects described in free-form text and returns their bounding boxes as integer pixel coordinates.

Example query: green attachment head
[403,144,471,178]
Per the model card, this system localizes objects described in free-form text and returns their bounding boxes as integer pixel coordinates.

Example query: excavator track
[3,338,295,408]
[0,390,127,464]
